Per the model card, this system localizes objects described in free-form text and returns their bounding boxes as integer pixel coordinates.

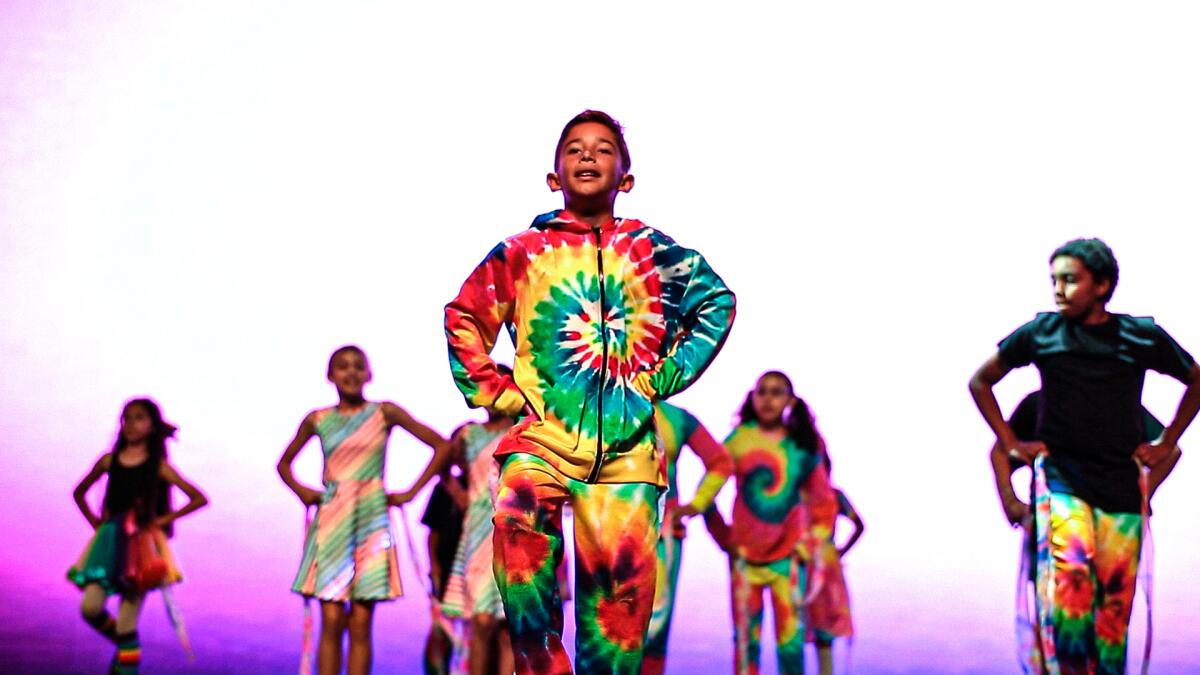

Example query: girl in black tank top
[69,398,209,674]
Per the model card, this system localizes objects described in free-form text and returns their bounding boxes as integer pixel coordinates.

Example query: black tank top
[103,455,159,518]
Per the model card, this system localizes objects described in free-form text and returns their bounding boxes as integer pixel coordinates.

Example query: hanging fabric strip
[1135,459,1153,675]
[160,586,194,661]
[299,506,315,675]
[1015,515,1041,674]
[1032,454,1059,675]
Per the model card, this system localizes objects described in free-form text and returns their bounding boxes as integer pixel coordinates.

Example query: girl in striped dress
[277,345,452,675]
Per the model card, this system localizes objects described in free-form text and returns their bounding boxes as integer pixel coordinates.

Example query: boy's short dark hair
[555,110,631,172]
[1050,238,1119,302]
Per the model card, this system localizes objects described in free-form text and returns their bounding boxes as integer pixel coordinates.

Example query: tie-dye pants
[1038,491,1142,675]
[731,555,807,675]
[641,532,683,675]
[493,453,660,675]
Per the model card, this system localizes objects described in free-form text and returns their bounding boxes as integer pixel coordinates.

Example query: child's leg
[80,583,117,642]
[641,533,683,675]
[816,639,833,675]
[1091,506,1142,675]
[346,600,375,675]
[423,617,451,675]
[570,477,660,675]
[1048,492,1098,675]
[495,622,514,675]
[318,601,347,675]
[731,558,766,675]
[468,614,500,675]
[110,593,145,675]
[766,557,806,675]
[492,453,570,675]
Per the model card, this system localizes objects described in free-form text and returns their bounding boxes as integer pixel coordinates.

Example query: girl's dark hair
[738,370,822,452]
[327,344,367,376]
[1050,238,1119,302]
[111,398,177,535]
[555,110,632,172]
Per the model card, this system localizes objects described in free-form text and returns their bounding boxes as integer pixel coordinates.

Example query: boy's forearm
[1147,447,1181,497]
[969,360,1019,448]
[1161,366,1200,448]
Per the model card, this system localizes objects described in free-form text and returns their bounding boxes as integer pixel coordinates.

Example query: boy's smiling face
[1051,255,1110,322]
[547,121,633,209]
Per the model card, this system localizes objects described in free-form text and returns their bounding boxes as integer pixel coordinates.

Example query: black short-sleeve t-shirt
[999,313,1193,512]
[420,475,466,598]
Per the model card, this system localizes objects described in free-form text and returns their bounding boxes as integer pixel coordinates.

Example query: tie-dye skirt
[67,511,183,595]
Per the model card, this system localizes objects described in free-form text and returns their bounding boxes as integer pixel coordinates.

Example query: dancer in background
[421,432,468,675]
[444,110,736,673]
[277,345,452,675]
[969,238,1200,674]
[70,397,209,674]
[722,371,836,675]
[441,407,516,675]
[805,458,863,675]
[642,401,732,675]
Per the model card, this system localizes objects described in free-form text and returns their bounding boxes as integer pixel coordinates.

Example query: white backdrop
[2,3,1199,672]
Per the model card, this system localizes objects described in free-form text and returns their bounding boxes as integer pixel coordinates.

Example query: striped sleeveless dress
[291,403,403,602]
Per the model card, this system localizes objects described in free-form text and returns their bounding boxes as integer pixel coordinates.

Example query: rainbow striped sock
[110,631,140,674]
[85,610,118,642]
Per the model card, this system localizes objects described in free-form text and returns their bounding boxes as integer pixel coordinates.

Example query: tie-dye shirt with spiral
[445,209,736,487]
[726,421,824,564]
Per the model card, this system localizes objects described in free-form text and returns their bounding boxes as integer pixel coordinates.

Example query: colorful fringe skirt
[67,511,182,595]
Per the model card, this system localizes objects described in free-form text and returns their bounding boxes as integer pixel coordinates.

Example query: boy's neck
[563,198,616,230]
[1080,305,1112,326]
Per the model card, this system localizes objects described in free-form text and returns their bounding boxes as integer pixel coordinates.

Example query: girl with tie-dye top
[642,401,733,675]
[277,345,452,675]
[444,110,735,674]
[722,371,836,675]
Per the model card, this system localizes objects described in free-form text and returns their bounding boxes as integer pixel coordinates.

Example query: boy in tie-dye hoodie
[445,110,736,675]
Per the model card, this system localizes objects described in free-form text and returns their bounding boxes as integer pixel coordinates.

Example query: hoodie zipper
[587,224,608,484]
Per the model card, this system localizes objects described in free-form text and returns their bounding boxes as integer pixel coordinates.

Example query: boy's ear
[1097,278,1112,300]
[546,172,563,192]
[365,368,373,384]
[617,173,635,193]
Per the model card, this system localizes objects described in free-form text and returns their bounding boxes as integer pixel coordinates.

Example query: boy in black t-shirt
[969,238,1200,675]
[990,391,1181,529]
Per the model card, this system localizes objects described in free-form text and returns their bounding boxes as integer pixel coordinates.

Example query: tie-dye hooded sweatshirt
[445,210,736,487]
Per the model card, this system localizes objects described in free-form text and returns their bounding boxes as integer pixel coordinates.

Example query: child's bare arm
[1137,364,1200,466]
[384,403,452,505]
[989,442,1029,526]
[156,461,209,528]
[970,353,1045,463]
[73,454,111,529]
[1147,445,1182,499]
[276,413,322,506]
[836,497,865,557]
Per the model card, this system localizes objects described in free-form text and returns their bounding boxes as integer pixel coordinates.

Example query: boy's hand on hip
[1134,441,1172,467]
[1007,440,1048,464]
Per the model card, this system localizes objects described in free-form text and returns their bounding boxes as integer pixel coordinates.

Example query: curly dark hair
[1050,238,1119,302]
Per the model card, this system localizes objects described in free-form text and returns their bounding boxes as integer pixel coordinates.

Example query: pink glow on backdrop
[3,3,1200,673]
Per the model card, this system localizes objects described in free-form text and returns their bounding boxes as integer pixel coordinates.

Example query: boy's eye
[598,147,612,154]
[566,147,580,154]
